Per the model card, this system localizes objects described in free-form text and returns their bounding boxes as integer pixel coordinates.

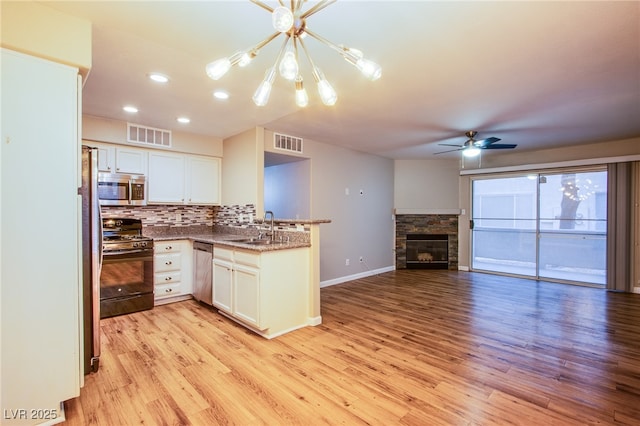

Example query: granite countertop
[149,231,310,252]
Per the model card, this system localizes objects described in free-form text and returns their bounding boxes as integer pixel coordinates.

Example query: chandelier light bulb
[463,146,481,158]
[279,47,299,81]
[272,6,294,32]
[205,58,231,80]
[295,76,309,107]
[357,58,382,81]
[253,68,276,106]
[238,52,253,67]
[317,79,337,106]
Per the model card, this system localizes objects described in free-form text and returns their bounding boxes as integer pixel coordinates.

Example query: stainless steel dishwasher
[192,242,213,305]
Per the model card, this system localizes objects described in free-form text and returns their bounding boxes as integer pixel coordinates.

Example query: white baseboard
[458,265,470,271]
[307,316,322,326]
[633,287,640,294]
[320,266,395,288]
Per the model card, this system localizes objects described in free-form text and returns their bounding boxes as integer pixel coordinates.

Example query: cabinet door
[116,148,146,174]
[213,259,233,313]
[148,152,185,203]
[96,144,114,172]
[233,263,262,329]
[186,156,221,205]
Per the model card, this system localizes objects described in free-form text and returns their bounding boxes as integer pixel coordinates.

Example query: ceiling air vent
[127,123,172,148]
[274,132,303,154]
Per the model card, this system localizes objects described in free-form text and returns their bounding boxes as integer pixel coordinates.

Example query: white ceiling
[45,0,640,159]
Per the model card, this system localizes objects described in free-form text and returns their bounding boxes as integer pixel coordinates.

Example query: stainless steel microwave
[98,173,146,206]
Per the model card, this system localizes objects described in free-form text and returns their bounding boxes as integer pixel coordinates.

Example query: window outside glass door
[471,170,607,285]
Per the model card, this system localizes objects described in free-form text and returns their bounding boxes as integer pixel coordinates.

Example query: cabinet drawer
[234,249,260,268]
[214,246,233,262]
[155,242,182,253]
[155,282,182,298]
[154,270,182,285]
[154,253,182,272]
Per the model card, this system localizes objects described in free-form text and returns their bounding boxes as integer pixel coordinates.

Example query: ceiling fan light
[272,6,294,32]
[462,146,481,158]
[205,58,231,80]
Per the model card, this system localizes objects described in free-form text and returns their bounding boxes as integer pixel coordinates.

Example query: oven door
[100,249,154,318]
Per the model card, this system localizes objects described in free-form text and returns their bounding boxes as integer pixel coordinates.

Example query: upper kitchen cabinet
[186,155,221,205]
[148,151,185,203]
[94,143,147,174]
[148,151,221,205]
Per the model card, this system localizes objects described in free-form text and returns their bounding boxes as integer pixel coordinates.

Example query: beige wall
[83,115,223,157]
[1,1,91,76]
[222,127,264,211]
[394,159,460,210]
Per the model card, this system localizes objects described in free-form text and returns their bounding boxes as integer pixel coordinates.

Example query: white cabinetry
[154,240,192,304]
[148,152,185,203]
[95,143,147,174]
[186,155,221,205]
[212,245,310,338]
[148,152,221,205]
[1,49,80,417]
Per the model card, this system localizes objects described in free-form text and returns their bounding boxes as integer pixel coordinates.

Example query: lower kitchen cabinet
[213,245,310,338]
[154,240,192,304]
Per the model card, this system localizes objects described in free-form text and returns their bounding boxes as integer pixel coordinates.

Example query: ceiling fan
[435,131,517,158]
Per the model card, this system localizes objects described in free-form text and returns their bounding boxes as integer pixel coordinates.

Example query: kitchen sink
[233,238,277,245]
[244,239,278,245]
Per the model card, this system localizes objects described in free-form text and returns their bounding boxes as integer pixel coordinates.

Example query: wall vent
[274,132,303,153]
[127,123,172,148]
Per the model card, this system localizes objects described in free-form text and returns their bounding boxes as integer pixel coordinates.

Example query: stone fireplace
[395,214,458,270]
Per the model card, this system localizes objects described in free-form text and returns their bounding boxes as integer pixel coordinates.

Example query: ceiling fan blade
[476,137,501,147]
[434,148,463,155]
[438,143,464,147]
[483,144,517,149]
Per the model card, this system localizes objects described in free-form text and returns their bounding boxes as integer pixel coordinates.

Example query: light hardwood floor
[64,270,640,425]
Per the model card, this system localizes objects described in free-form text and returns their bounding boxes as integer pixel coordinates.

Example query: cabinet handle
[165,261,172,265]
[165,288,173,293]
[166,246,172,250]
[116,167,120,171]
[165,277,172,281]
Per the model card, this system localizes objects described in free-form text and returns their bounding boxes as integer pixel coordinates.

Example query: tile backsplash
[102,204,309,241]
[101,205,216,227]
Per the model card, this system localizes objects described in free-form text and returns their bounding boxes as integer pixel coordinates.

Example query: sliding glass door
[471,169,607,285]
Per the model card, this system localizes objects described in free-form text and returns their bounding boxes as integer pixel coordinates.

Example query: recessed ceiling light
[148,73,169,83]
[123,105,138,113]
[176,117,190,124]
[213,90,229,100]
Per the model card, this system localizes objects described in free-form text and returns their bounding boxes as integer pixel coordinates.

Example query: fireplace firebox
[406,234,449,269]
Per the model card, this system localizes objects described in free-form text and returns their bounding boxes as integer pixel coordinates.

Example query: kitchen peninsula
[142,218,330,339]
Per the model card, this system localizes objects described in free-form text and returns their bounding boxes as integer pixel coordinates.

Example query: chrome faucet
[264,210,275,241]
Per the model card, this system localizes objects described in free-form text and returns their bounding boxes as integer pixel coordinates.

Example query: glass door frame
[470,166,607,286]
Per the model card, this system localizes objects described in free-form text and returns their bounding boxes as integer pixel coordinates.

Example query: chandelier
[205,0,382,107]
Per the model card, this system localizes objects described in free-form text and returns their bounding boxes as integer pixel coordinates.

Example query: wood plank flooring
[63,270,640,425]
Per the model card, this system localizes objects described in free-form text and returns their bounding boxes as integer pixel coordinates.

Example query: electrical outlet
[175,213,181,222]
[345,258,350,266]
